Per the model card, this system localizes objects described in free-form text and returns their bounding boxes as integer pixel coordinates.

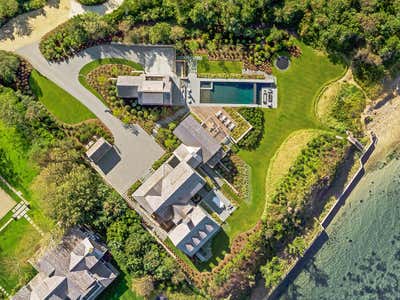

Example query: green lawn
[199,43,346,270]
[197,56,243,74]
[99,270,143,300]
[78,58,144,104]
[29,70,96,124]
[0,218,40,293]
[0,122,52,295]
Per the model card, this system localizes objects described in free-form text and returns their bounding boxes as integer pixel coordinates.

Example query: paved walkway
[16,43,173,193]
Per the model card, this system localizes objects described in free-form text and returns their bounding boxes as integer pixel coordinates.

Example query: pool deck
[186,67,278,108]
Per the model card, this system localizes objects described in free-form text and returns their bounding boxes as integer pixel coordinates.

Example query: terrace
[190,106,252,143]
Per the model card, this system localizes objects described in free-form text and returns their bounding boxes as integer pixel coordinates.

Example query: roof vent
[199,230,207,239]
[192,236,201,245]
[185,243,194,252]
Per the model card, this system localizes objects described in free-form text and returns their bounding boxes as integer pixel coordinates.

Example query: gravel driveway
[16,43,175,193]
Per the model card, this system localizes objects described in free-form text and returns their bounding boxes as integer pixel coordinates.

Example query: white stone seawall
[266,132,377,300]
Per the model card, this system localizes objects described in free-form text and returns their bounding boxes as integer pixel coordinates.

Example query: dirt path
[0,188,15,219]
[0,0,123,52]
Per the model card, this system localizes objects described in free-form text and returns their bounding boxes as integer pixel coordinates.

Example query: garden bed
[216,154,250,201]
[83,63,178,134]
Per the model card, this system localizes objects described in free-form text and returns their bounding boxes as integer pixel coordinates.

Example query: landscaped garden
[29,70,96,124]
[80,59,182,137]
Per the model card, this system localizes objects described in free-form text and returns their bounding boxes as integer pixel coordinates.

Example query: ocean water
[279,156,400,299]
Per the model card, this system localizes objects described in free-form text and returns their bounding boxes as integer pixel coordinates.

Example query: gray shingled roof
[168,206,220,257]
[12,229,118,300]
[133,160,206,221]
[173,116,222,166]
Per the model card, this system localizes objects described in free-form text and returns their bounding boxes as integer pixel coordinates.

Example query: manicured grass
[78,58,144,104]
[200,43,346,270]
[0,218,41,293]
[0,122,53,231]
[30,70,96,124]
[197,56,242,74]
[99,270,143,300]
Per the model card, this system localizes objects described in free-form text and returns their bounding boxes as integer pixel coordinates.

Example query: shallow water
[279,157,400,299]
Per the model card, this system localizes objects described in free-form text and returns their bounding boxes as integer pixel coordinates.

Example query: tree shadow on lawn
[195,229,230,272]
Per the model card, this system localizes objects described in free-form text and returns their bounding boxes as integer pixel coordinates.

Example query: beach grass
[30,70,96,124]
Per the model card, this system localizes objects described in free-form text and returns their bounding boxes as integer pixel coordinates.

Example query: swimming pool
[199,81,270,105]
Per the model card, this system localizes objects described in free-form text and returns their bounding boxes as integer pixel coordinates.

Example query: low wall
[267,132,377,300]
[321,133,376,228]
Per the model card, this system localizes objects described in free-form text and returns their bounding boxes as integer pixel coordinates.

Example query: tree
[132,276,154,299]
[149,22,172,44]
[261,256,284,289]
[0,0,18,21]
[0,51,20,86]
[288,237,306,257]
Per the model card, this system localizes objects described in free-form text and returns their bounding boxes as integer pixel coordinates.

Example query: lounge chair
[215,110,222,118]
[224,119,232,126]
[228,123,236,131]
[220,115,227,122]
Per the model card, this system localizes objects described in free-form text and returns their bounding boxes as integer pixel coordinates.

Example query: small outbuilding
[86,138,112,164]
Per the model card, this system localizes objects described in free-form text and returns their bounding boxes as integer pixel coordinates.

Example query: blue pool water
[200,81,269,105]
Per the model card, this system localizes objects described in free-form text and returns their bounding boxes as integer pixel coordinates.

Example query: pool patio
[186,68,278,108]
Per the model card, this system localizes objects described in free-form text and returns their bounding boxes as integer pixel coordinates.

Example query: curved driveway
[16,43,177,193]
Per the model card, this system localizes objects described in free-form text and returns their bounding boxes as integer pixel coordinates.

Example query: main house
[13,228,118,300]
[133,115,225,259]
[117,74,172,106]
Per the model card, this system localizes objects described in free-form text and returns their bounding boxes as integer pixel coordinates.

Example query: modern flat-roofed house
[116,74,172,106]
[173,115,224,168]
[13,228,118,300]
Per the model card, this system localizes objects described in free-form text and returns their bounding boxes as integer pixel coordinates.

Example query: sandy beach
[365,93,400,166]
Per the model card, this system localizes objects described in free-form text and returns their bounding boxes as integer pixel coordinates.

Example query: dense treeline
[206,134,348,298]
[0,0,47,26]
[41,0,399,90]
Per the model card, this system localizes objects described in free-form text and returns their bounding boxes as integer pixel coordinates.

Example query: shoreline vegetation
[266,133,376,299]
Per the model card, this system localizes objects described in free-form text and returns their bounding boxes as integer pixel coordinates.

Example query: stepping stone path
[11,201,44,236]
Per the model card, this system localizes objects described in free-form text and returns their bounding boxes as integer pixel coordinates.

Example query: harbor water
[279,154,400,299]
